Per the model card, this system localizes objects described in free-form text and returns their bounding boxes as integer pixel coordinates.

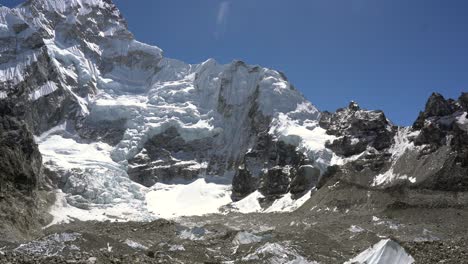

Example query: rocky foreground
[0,205,467,263]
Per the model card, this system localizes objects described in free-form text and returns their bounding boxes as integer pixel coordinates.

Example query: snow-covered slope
[3,0,466,224]
[0,0,341,222]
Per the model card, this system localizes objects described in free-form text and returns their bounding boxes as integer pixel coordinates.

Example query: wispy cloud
[215,1,230,39]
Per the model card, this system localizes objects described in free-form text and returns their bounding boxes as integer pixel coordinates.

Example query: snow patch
[146,178,232,219]
[125,239,148,250]
[169,244,185,251]
[264,190,312,213]
[29,81,59,101]
[456,112,468,132]
[229,190,312,214]
[229,191,264,213]
[372,127,418,187]
[348,225,365,233]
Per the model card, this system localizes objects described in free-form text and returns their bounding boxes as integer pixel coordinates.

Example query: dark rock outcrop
[316,93,468,209]
[0,101,51,241]
[409,93,468,191]
[231,133,316,201]
[320,101,396,157]
[128,127,212,187]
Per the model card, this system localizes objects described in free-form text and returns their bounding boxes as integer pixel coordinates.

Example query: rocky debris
[1,206,467,263]
[320,101,396,157]
[404,238,468,263]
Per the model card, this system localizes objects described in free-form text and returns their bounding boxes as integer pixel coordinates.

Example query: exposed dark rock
[0,101,51,241]
[232,132,315,200]
[413,93,459,130]
[321,101,396,157]
[459,92,468,111]
[231,167,258,201]
[0,102,42,194]
[76,118,127,146]
[289,165,320,196]
[258,166,291,197]
[128,127,212,186]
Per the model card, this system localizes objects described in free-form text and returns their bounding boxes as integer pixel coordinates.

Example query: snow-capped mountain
[0,0,338,223]
[0,0,467,240]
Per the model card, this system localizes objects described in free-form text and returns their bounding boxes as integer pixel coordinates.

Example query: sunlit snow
[146,178,232,219]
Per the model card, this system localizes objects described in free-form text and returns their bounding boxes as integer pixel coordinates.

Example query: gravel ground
[0,206,467,264]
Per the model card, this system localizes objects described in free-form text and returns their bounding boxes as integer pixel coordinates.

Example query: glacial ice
[344,239,415,264]
[242,242,319,264]
[5,0,339,223]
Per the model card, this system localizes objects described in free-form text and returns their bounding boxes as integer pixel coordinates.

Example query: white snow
[168,244,185,251]
[372,168,416,187]
[229,191,264,213]
[37,133,116,170]
[37,124,153,225]
[29,81,59,101]
[146,178,232,219]
[270,113,337,172]
[125,239,148,250]
[348,225,365,233]
[372,128,418,187]
[229,190,312,214]
[457,112,468,132]
[7,0,337,224]
[344,239,414,264]
[264,190,312,213]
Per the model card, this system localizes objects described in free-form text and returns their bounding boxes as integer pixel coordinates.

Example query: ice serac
[344,239,414,264]
[1,0,338,221]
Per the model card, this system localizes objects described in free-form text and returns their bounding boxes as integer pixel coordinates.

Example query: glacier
[0,0,430,223]
[0,0,346,222]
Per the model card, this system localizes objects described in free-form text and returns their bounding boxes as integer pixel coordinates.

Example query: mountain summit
[0,1,467,263]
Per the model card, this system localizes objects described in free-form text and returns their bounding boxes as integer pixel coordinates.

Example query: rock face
[320,101,396,157]
[409,93,468,191]
[315,93,468,211]
[231,133,318,201]
[1,0,330,220]
[0,101,50,240]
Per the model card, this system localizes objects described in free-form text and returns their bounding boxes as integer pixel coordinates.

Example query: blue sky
[2,0,467,125]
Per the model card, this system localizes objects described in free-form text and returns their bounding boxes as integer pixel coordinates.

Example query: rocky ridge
[0,0,467,262]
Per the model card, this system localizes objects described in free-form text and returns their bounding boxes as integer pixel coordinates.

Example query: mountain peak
[348,100,360,111]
